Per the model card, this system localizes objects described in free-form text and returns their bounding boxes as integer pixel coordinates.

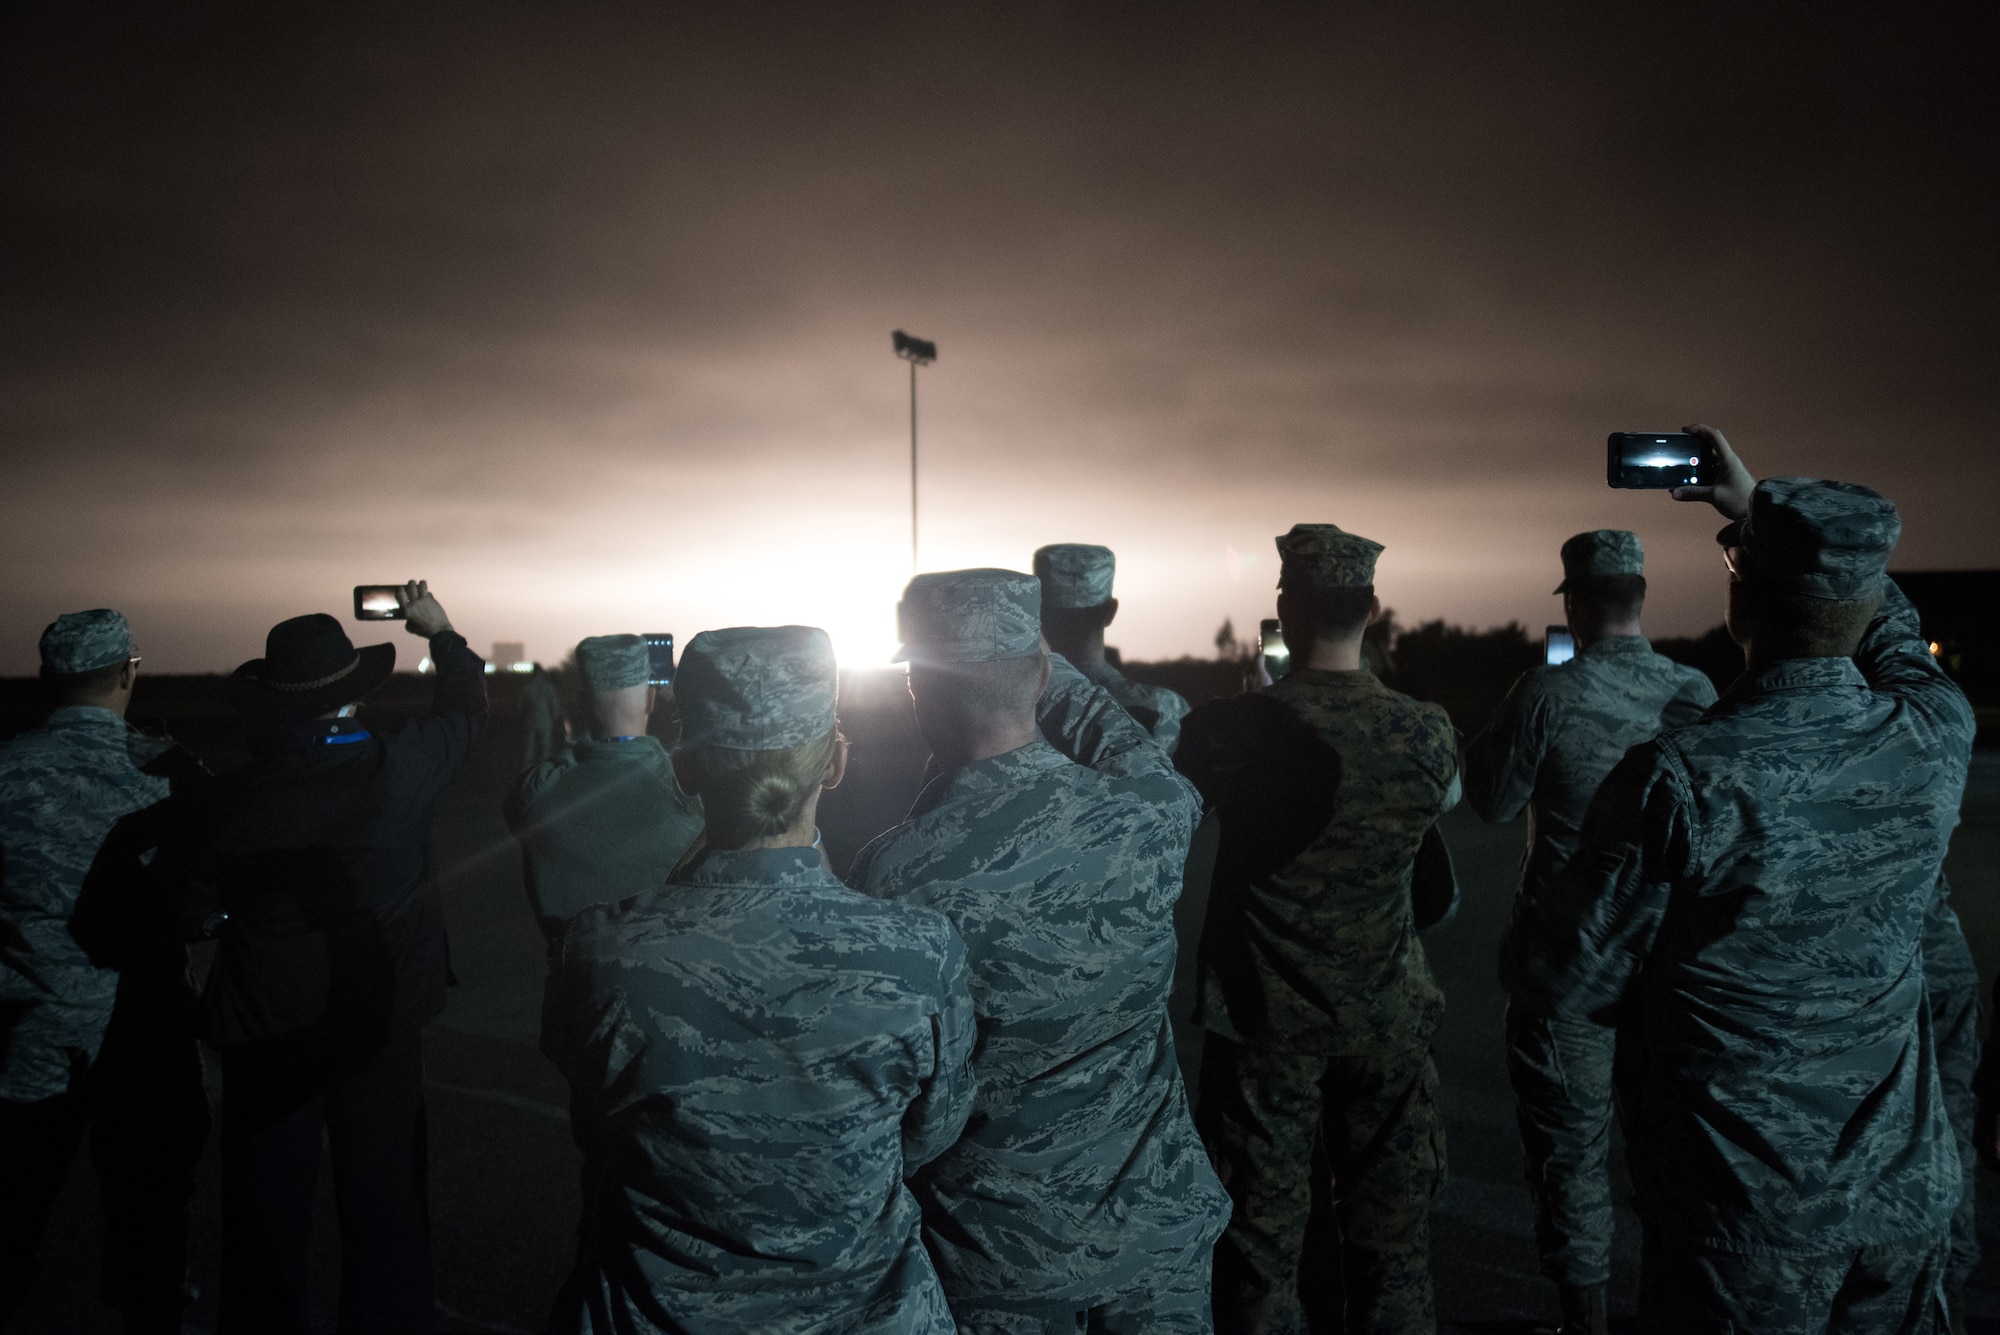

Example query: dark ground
[9,670,2000,1334]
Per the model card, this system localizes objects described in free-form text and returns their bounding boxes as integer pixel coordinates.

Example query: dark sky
[4,2,1995,671]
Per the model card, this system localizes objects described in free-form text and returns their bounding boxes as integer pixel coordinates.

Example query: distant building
[1892,570,1999,704]
[490,641,532,675]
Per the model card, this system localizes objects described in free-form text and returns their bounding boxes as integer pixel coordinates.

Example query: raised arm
[389,580,489,789]
[1853,579,1975,751]
[1037,653,1175,782]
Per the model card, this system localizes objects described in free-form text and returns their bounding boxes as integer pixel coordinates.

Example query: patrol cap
[1276,524,1382,593]
[1717,477,1900,601]
[1032,544,1116,609]
[39,609,135,675]
[894,569,1043,664]
[675,626,837,751]
[1554,530,1644,594]
[575,634,650,692]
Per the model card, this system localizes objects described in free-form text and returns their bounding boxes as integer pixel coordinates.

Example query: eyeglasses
[1722,548,1746,581]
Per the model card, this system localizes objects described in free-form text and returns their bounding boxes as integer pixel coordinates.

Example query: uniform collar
[45,704,132,733]
[1719,655,1866,706]
[1577,634,1652,659]
[572,734,667,761]
[1076,657,1127,687]
[673,844,838,889]
[1279,667,1379,687]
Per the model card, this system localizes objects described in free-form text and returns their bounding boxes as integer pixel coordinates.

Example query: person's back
[505,636,703,943]
[1531,449,1973,1332]
[1461,530,1715,1334]
[544,626,974,1335]
[1034,543,1192,754]
[200,585,484,1335]
[1179,524,1457,1335]
[0,610,210,1335]
[850,569,1227,1330]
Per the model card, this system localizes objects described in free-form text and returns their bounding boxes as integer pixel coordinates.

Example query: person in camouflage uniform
[1463,529,1716,1335]
[848,568,1229,1334]
[1519,429,1974,1335]
[1178,525,1459,1335]
[1034,544,1192,754]
[505,634,704,946]
[1922,873,1980,1335]
[0,610,210,1335]
[543,625,977,1335]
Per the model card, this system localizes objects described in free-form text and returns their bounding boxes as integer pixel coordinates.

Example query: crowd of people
[0,422,1986,1335]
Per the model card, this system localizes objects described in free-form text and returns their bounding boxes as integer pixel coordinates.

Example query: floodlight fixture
[893,330,937,365]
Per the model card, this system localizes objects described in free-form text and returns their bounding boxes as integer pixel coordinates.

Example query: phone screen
[353,585,405,621]
[642,633,674,686]
[1546,626,1576,666]
[1259,618,1289,682]
[1607,432,1718,489]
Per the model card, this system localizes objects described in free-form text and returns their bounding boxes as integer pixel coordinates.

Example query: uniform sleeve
[1149,689,1192,758]
[1854,579,1976,755]
[1516,743,1695,1024]
[1665,668,1719,727]
[388,631,491,794]
[1463,671,1545,824]
[901,925,977,1172]
[1037,654,1167,777]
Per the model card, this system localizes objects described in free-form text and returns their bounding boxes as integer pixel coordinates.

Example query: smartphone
[1259,618,1290,682]
[353,585,405,621]
[1546,625,1576,666]
[1607,432,1719,489]
[642,633,675,686]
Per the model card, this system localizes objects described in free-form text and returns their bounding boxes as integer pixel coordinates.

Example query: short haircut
[1744,577,1880,659]
[675,728,837,845]
[41,661,127,701]
[909,653,1047,731]
[1041,602,1115,637]
[1567,573,1647,623]
[1289,585,1375,638]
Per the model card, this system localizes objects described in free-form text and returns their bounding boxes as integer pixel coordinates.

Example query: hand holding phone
[1666,423,1755,521]
[1607,432,1718,489]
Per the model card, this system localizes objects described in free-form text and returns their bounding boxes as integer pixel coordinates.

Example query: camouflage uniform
[1462,530,1716,1294]
[851,569,1229,1333]
[1034,544,1192,754]
[544,626,977,1335]
[0,610,209,1326]
[1519,480,1974,1334]
[1922,874,1980,1312]
[505,636,704,942]
[1178,525,1458,1335]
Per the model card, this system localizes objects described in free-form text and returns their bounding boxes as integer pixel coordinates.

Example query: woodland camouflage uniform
[1179,524,1459,1335]
[852,569,1229,1334]
[1463,529,1716,1296]
[543,626,977,1335]
[1518,480,1974,1335]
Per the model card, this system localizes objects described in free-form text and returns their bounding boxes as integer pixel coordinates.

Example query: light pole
[892,329,936,571]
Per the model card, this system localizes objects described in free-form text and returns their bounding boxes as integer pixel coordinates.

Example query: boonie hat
[676,626,837,751]
[894,569,1043,664]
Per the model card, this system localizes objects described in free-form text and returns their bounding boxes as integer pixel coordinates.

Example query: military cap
[1276,523,1382,593]
[1718,477,1900,601]
[39,608,135,675]
[676,626,837,751]
[1554,529,1645,594]
[1033,544,1116,609]
[893,569,1043,664]
[576,634,650,692]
